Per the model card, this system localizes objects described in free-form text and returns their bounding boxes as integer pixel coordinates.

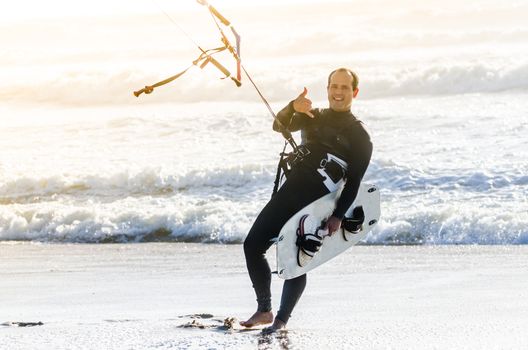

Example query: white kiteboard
[276,183,380,280]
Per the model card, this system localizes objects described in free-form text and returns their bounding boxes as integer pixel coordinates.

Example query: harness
[272,148,348,196]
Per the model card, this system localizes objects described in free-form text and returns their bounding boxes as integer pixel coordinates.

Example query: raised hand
[293,87,315,118]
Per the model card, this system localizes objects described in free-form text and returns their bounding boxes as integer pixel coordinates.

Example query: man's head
[327,68,359,112]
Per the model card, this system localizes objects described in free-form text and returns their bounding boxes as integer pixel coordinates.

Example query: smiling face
[327,70,359,112]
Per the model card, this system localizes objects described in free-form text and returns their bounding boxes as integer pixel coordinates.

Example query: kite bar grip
[208,56,230,78]
[196,0,230,25]
[199,58,210,69]
[209,5,231,26]
[198,56,241,87]
[231,77,241,87]
[134,86,154,97]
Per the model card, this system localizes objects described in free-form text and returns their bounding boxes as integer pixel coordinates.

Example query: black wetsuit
[243,101,372,324]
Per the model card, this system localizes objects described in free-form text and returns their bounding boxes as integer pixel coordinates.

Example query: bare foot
[261,318,287,334]
[239,311,274,328]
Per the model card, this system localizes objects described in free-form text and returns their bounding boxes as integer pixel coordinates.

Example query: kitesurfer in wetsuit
[240,68,373,332]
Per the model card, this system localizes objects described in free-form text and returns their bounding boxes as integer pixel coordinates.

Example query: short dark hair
[327,68,359,90]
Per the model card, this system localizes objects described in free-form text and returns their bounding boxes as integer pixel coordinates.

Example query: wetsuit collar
[328,108,354,118]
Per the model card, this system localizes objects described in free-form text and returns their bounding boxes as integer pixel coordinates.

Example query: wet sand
[1,243,527,349]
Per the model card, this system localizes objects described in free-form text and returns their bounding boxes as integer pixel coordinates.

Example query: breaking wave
[1,161,526,244]
[2,60,528,106]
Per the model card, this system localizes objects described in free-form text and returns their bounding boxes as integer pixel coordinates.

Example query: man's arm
[272,101,296,132]
[326,127,373,233]
[332,140,372,218]
[272,88,314,132]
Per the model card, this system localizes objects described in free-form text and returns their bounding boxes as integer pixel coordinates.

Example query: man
[241,68,373,332]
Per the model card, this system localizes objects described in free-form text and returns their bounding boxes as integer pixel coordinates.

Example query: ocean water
[1,0,527,244]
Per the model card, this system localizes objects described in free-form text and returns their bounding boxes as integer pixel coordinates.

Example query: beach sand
[1,243,527,349]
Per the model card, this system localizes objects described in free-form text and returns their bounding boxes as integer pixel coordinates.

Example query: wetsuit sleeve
[272,101,312,132]
[332,128,373,219]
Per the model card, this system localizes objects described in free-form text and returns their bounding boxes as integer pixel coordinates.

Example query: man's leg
[277,274,307,324]
[261,274,307,331]
[241,192,296,327]
[241,171,329,328]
